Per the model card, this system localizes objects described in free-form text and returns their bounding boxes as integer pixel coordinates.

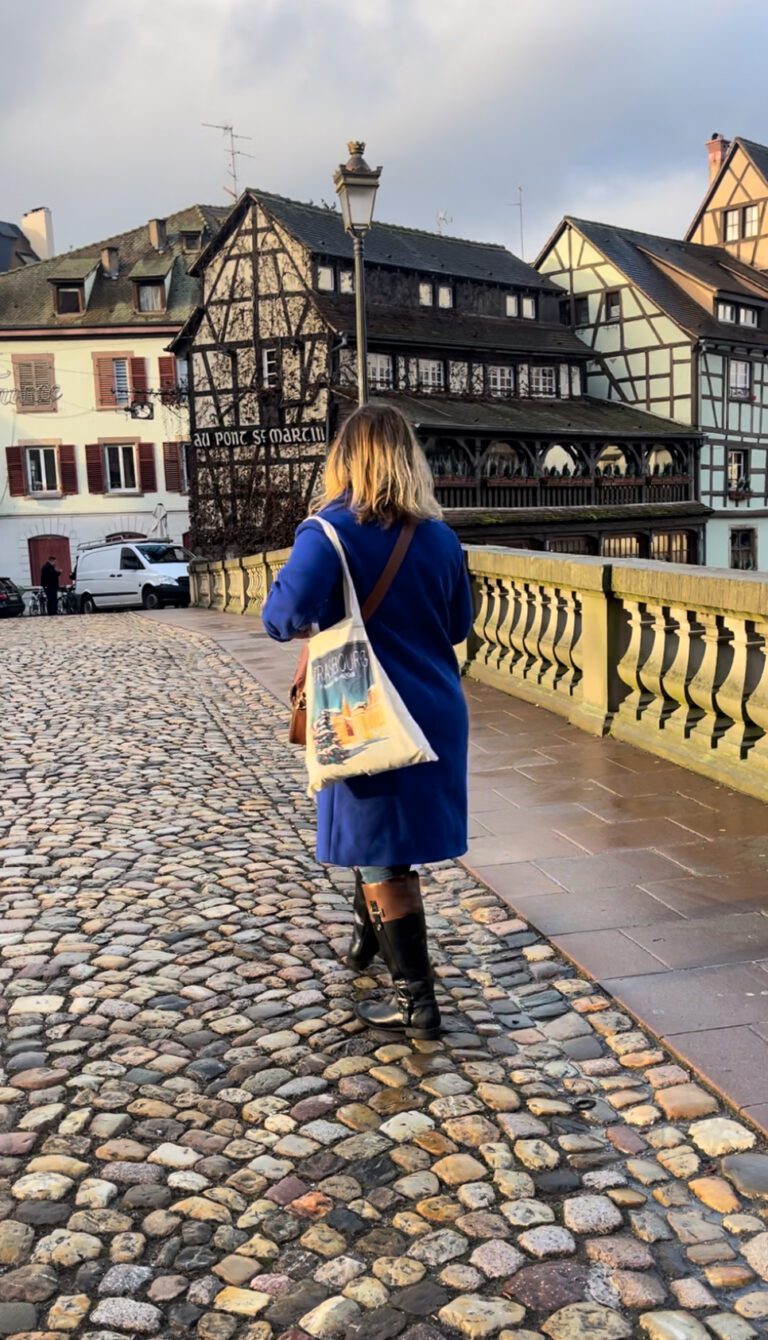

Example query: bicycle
[26,588,47,616]
[58,586,79,615]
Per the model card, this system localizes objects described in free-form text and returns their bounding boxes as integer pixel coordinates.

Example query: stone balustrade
[191,546,768,802]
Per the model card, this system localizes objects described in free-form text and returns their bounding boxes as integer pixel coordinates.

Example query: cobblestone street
[3,614,768,1340]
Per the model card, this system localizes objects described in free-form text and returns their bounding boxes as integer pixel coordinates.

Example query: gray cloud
[2,0,767,259]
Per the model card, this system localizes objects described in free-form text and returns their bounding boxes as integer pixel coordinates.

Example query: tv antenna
[202,122,255,199]
[509,185,525,259]
[436,209,453,235]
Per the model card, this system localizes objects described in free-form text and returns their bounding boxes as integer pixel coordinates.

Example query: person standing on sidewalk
[40,556,60,616]
[262,404,473,1040]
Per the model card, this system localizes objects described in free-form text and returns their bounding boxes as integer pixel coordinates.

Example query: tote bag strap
[311,516,416,625]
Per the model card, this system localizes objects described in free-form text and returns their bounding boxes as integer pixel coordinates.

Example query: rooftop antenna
[509,185,525,259]
[436,209,453,235]
[202,122,255,199]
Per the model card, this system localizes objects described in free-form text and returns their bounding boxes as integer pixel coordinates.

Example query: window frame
[574,296,590,326]
[727,447,751,492]
[419,281,434,307]
[728,358,752,399]
[530,365,557,398]
[605,291,621,323]
[739,305,759,327]
[521,295,537,320]
[103,442,139,494]
[181,231,203,253]
[724,208,740,243]
[505,293,519,318]
[717,301,737,323]
[179,442,192,494]
[437,284,454,310]
[12,354,57,413]
[487,364,515,398]
[367,352,393,390]
[317,264,335,292]
[417,357,445,391]
[25,444,60,495]
[744,204,759,239]
[339,269,355,295]
[135,282,166,314]
[730,526,757,570]
[261,346,279,390]
[55,284,84,315]
[92,352,136,410]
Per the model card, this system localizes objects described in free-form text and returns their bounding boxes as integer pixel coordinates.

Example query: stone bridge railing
[191,548,768,803]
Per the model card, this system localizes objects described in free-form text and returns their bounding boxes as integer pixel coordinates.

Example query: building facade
[537,135,768,571]
[177,190,705,561]
[0,205,225,587]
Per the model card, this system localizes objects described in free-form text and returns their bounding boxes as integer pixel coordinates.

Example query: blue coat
[262,498,473,867]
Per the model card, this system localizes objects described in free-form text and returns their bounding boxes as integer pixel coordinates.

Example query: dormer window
[739,306,759,327]
[438,284,453,309]
[339,269,355,295]
[521,296,536,320]
[136,282,165,313]
[717,301,736,323]
[56,285,84,315]
[318,265,335,292]
[505,293,519,317]
[182,231,203,253]
[419,282,434,307]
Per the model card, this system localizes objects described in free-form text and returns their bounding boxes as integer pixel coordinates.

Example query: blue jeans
[358,865,411,884]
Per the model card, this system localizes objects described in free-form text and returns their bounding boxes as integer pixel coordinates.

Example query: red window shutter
[130,357,149,405]
[163,441,181,492]
[94,356,116,409]
[139,442,157,492]
[85,444,105,493]
[158,356,176,405]
[59,445,78,494]
[5,446,25,496]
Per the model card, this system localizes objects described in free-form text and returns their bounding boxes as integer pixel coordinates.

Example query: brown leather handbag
[288,518,416,746]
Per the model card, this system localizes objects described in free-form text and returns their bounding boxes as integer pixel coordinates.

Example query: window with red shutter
[130,357,149,406]
[59,445,78,495]
[163,442,181,492]
[94,356,116,409]
[158,356,177,405]
[138,442,157,492]
[5,446,25,496]
[85,444,105,493]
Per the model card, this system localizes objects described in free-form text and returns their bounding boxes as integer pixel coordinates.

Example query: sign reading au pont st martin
[192,424,326,450]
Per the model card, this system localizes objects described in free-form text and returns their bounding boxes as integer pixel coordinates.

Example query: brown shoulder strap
[361,518,417,622]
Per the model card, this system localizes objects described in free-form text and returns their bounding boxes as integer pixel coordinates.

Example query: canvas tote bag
[304,517,437,797]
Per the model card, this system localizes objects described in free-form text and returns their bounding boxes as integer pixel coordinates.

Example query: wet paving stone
[0,614,767,1339]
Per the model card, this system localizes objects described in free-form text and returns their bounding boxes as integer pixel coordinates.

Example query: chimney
[101,246,119,279]
[149,218,167,251]
[706,132,731,183]
[21,206,54,260]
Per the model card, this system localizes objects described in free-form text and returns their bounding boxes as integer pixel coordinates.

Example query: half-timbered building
[538,134,768,571]
[176,190,705,560]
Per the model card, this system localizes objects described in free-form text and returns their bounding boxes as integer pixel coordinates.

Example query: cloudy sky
[3,0,767,261]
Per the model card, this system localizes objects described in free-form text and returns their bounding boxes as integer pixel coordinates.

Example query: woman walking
[262,404,473,1039]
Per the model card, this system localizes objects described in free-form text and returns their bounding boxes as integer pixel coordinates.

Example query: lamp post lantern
[333,141,382,406]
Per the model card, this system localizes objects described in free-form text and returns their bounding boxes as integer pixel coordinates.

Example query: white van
[74,540,194,613]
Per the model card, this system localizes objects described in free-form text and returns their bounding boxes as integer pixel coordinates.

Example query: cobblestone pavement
[2,616,768,1340]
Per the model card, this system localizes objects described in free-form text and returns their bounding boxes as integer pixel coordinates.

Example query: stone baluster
[714,611,763,761]
[745,619,768,778]
[481,577,505,673]
[536,586,559,691]
[553,587,582,699]
[470,573,494,668]
[616,598,656,723]
[508,579,532,684]
[686,612,733,751]
[660,605,703,742]
[635,602,679,732]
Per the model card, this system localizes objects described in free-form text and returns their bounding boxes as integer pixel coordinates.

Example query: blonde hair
[316,403,442,526]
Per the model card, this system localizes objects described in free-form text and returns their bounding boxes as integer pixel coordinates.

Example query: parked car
[73,541,194,614]
[0,577,25,617]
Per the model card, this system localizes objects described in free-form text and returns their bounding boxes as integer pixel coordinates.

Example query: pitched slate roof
[0,205,228,331]
[350,390,695,438]
[315,294,588,357]
[193,188,554,289]
[0,221,38,273]
[562,218,768,348]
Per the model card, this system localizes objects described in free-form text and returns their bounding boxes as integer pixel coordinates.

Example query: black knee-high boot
[355,873,441,1041]
[346,869,378,971]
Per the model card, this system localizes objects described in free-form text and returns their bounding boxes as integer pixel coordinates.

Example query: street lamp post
[333,141,382,406]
